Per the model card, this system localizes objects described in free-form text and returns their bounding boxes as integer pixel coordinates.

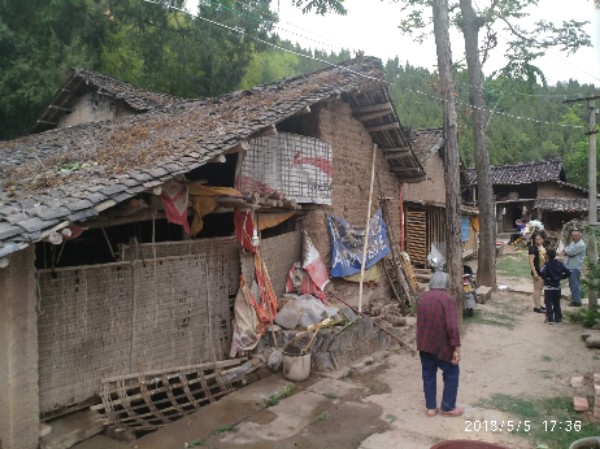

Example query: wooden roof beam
[385,152,411,161]
[365,122,400,132]
[382,146,410,153]
[352,102,393,114]
[48,105,72,113]
[354,109,393,122]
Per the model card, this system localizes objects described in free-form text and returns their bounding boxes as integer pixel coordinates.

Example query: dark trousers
[419,351,460,412]
[544,289,562,322]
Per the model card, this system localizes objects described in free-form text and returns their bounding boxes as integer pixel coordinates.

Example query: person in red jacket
[416,271,463,417]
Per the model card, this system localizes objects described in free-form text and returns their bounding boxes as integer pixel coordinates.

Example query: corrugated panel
[238,133,332,204]
[405,209,427,266]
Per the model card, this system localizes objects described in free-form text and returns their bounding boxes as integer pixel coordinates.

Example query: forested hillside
[0,0,596,186]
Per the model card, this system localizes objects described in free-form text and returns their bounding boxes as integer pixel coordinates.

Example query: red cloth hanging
[234,210,257,253]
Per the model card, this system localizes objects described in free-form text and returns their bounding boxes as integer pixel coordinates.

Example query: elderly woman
[528,233,547,313]
[416,271,463,417]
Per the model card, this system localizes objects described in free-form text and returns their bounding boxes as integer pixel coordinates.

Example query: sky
[185,0,600,86]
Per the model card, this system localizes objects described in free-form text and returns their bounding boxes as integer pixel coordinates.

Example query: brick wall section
[0,246,40,449]
[403,154,446,204]
[303,100,401,270]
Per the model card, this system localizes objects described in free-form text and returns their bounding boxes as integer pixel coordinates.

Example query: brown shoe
[441,407,464,417]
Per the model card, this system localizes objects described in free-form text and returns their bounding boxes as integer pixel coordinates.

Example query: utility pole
[563,95,599,310]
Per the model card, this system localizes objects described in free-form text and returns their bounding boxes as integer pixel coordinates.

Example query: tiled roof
[33,68,185,133]
[0,57,424,259]
[465,159,565,185]
[409,128,444,164]
[534,198,590,212]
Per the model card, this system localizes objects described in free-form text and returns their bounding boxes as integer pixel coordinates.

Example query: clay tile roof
[32,68,186,133]
[534,198,589,212]
[465,159,565,185]
[0,56,424,258]
[409,128,444,164]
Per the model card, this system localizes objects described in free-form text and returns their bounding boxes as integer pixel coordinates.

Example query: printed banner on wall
[327,209,391,278]
[237,133,332,204]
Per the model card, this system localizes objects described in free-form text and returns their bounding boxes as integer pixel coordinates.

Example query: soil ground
[155,279,599,449]
[78,259,600,449]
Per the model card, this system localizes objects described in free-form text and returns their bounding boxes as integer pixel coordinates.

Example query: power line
[205,0,598,98]
[144,0,585,130]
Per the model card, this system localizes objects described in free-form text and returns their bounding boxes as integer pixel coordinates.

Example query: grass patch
[311,411,331,424]
[565,307,600,328]
[366,380,391,395]
[537,369,553,379]
[185,439,207,448]
[477,394,598,448]
[343,370,355,380]
[385,413,398,423]
[496,254,531,279]
[540,355,553,362]
[323,392,337,400]
[264,384,295,407]
[211,424,234,435]
[464,310,515,329]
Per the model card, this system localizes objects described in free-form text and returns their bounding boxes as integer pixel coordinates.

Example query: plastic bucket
[430,441,511,449]
[282,352,311,381]
[569,437,600,449]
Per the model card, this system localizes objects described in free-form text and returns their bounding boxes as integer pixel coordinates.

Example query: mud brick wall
[403,154,446,204]
[303,100,401,270]
[312,317,391,370]
[0,247,40,449]
[37,238,240,416]
[240,230,302,297]
[537,181,584,199]
[258,316,391,371]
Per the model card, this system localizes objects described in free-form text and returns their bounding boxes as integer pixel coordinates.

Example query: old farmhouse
[403,128,478,266]
[0,57,425,449]
[465,159,590,233]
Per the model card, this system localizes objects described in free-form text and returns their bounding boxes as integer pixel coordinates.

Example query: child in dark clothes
[540,249,571,324]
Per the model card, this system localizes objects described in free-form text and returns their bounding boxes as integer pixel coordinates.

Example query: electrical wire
[143,0,586,129]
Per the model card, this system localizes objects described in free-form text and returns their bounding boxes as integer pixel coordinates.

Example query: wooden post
[564,95,599,310]
[358,144,377,313]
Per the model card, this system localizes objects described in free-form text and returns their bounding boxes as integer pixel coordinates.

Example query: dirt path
[359,286,600,448]
[129,279,599,449]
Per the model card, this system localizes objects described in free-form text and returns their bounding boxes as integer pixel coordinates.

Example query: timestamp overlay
[464,419,583,433]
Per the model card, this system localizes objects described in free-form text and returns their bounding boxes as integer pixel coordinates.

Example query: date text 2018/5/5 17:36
[464,420,582,432]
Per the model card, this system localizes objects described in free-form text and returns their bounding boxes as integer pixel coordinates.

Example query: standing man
[529,233,547,313]
[416,271,463,417]
[564,229,586,307]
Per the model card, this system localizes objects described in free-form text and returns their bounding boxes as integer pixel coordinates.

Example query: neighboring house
[465,159,590,233]
[402,128,478,266]
[0,57,424,449]
[32,68,184,133]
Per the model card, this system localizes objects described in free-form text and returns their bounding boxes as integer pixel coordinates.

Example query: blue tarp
[461,215,470,242]
[327,209,391,278]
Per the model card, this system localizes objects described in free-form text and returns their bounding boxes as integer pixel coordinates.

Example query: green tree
[395,0,591,288]
[0,0,107,139]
